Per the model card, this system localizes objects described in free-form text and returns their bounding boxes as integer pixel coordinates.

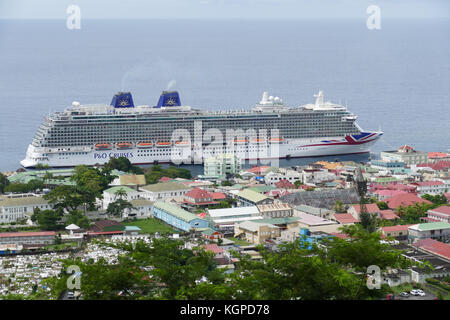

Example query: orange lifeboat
[156,141,172,147]
[270,137,283,143]
[174,141,190,147]
[251,138,266,143]
[95,143,112,150]
[137,142,153,148]
[234,138,248,144]
[116,142,133,149]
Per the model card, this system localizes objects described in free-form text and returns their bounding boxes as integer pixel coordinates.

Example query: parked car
[400,292,409,297]
[67,291,74,299]
[416,290,426,297]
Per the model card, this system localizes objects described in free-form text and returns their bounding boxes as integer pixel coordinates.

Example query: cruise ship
[21,90,382,168]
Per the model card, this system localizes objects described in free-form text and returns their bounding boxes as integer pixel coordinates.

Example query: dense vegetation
[144,164,192,184]
[44,225,414,300]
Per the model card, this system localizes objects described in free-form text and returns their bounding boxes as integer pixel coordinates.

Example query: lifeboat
[174,141,190,147]
[95,143,112,150]
[137,142,153,148]
[233,138,248,144]
[251,138,266,143]
[269,137,283,143]
[116,142,133,149]
[156,141,172,147]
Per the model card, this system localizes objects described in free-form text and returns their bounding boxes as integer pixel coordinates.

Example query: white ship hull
[20,133,382,168]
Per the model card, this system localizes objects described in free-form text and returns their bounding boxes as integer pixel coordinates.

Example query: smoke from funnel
[167,80,176,91]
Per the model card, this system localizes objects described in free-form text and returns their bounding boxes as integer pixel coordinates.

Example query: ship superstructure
[21,90,382,168]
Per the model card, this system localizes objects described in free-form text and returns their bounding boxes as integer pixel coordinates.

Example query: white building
[0,194,52,224]
[126,199,154,219]
[203,154,242,179]
[140,181,191,202]
[207,206,263,232]
[264,169,302,186]
[102,186,144,210]
[409,181,448,196]
[381,145,428,166]
[257,203,293,218]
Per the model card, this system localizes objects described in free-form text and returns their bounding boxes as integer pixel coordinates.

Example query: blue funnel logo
[111,92,134,108]
[155,91,181,108]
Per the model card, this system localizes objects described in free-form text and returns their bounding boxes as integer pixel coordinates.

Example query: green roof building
[236,189,274,207]
[153,201,209,232]
[408,222,450,242]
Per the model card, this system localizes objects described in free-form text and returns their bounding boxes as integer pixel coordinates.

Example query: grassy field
[122,218,178,234]
[45,241,79,250]
[228,237,252,246]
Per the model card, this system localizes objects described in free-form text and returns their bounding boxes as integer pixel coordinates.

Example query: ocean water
[0,19,449,171]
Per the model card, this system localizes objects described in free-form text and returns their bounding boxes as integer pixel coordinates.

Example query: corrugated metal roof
[0,196,48,207]
[153,201,206,223]
[141,181,190,192]
[237,189,270,203]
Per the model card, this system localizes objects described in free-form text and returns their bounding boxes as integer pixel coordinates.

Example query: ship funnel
[111,92,134,108]
[155,91,181,108]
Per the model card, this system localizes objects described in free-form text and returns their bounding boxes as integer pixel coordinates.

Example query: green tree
[65,210,91,229]
[422,194,447,205]
[106,199,135,219]
[31,209,62,230]
[334,200,346,213]
[43,185,83,211]
[359,194,377,233]
[294,180,304,188]
[376,201,389,210]
[0,172,9,194]
[104,157,144,174]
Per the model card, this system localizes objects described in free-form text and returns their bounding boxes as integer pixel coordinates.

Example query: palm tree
[114,188,128,200]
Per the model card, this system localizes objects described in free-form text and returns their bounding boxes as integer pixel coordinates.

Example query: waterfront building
[203,153,242,179]
[381,145,428,166]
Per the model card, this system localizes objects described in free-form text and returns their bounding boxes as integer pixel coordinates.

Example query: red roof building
[275,179,295,189]
[333,213,360,224]
[183,187,219,206]
[427,206,450,223]
[379,209,400,220]
[380,224,413,238]
[348,203,380,219]
[329,232,350,239]
[428,152,450,163]
[413,238,450,261]
[0,231,56,246]
[384,193,432,210]
[246,166,271,175]
[201,243,224,255]
[159,176,173,182]
[416,161,450,171]
[210,192,227,201]
[445,193,450,203]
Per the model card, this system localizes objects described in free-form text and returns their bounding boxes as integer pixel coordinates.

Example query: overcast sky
[1,0,449,19]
